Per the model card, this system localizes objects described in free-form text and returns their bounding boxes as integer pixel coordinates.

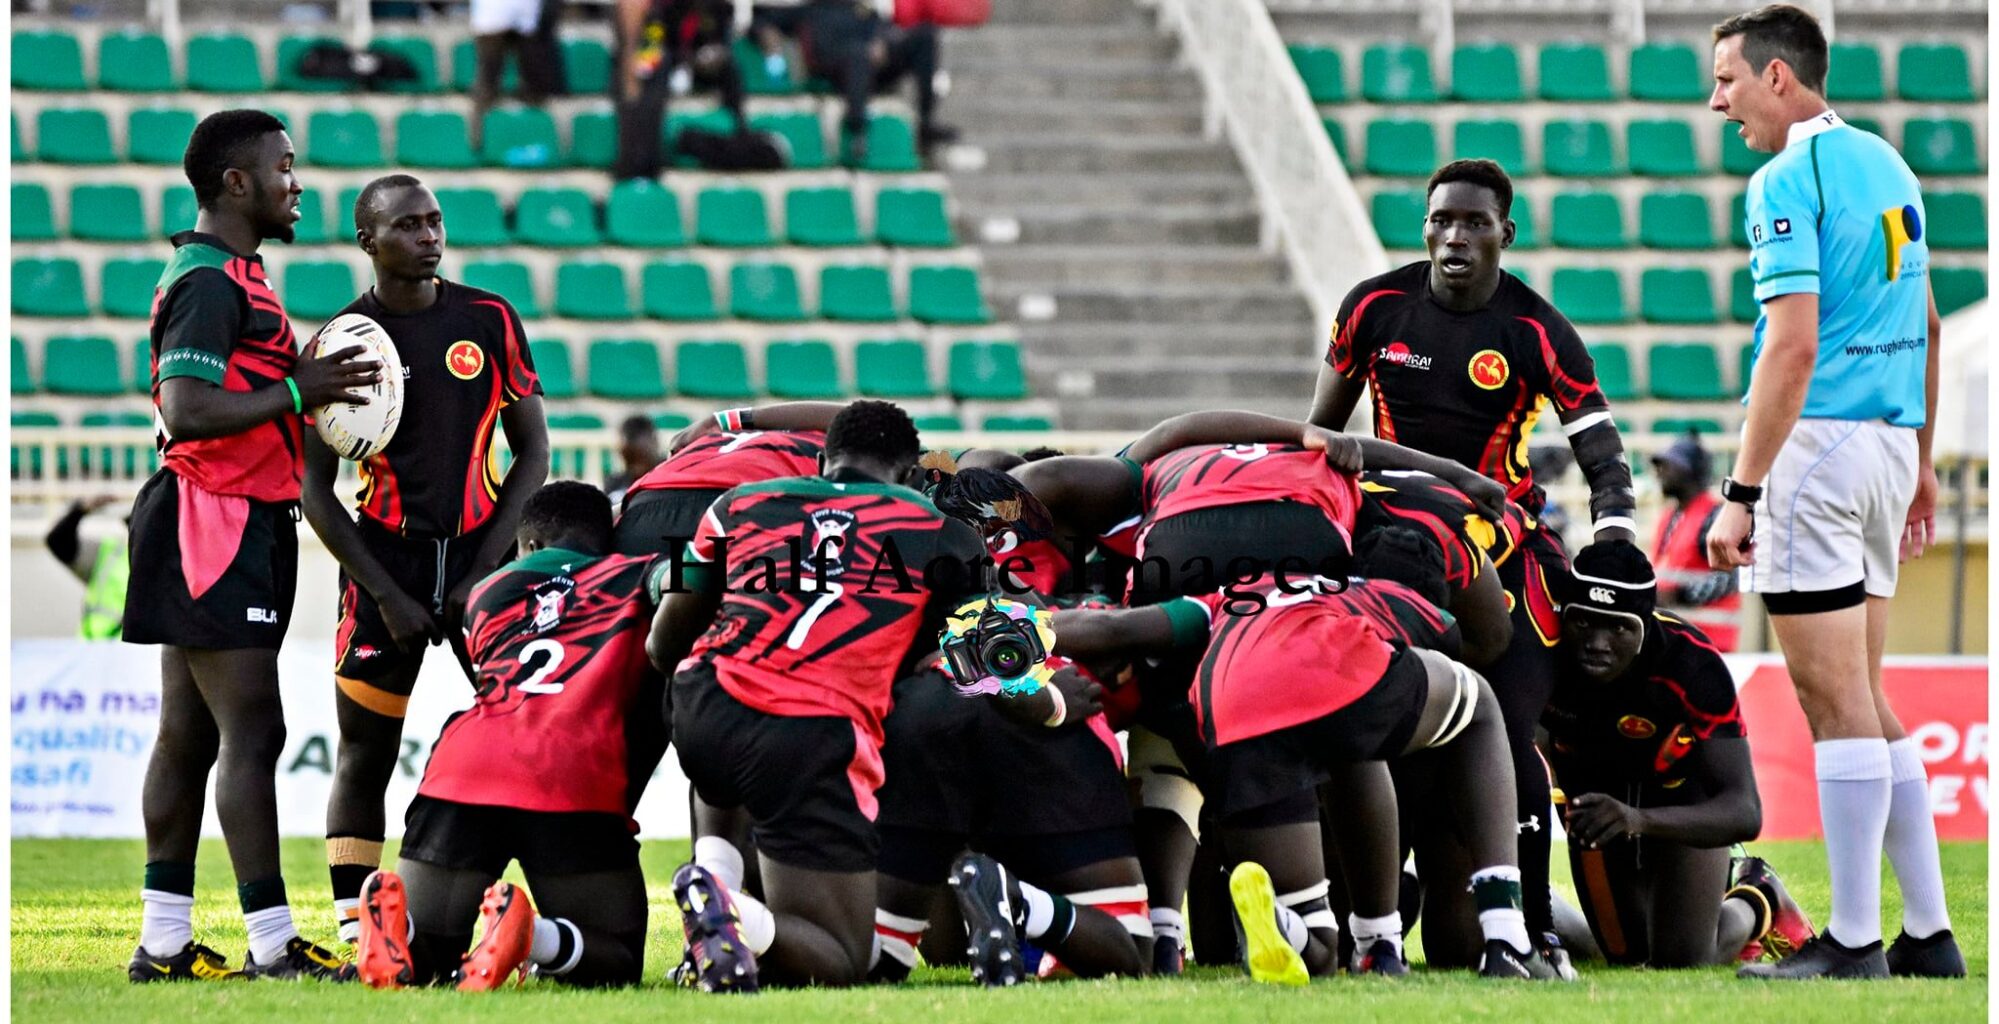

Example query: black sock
[329,863,375,904]
[144,861,196,897]
[238,876,288,915]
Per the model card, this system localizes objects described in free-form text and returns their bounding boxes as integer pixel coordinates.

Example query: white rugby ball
[306,313,405,461]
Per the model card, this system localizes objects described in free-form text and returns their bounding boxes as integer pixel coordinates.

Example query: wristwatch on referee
[1720,478,1763,507]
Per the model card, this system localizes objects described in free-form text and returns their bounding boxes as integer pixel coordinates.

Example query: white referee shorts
[1740,417,1919,605]
[471,0,541,36]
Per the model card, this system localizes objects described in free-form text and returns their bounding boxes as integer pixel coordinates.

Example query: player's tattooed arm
[447,396,551,629]
[1122,410,1361,472]
[300,429,439,652]
[1569,737,1761,848]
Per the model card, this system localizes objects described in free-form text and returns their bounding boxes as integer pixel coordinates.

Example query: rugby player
[644,400,998,989]
[351,482,662,990]
[1308,157,1638,959]
[126,110,378,982]
[1545,541,1811,968]
[302,174,549,944]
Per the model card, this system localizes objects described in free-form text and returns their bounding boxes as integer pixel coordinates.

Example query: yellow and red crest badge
[1616,714,1657,739]
[1468,349,1510,390]
[446,340,485,380]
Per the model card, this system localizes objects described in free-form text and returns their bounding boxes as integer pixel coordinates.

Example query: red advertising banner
[1733,657,1990,840]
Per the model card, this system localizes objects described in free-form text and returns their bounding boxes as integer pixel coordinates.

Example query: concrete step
[947,67,1203,102]
[1048,394,1315,432]
[951,172,1253,210]
[985,0,1152,26]
[936,99,1205,136]
[1021,320,1313,358]
[966,205,1261,246]
[981,245,1290,288]
[996,283,1311,324]
[1032,354,1317,402]
[946,24,1177,62]
[965,136,1239,175]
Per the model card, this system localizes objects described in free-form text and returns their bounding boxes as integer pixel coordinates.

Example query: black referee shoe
[948,853,1024,987]
[1738,932,1889,980]
[1885,929,1966,978]
[128,941,243,983]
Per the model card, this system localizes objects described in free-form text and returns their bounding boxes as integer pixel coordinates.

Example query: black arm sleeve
[44,501,88,570]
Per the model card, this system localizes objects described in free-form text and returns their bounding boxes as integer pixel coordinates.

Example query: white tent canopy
[1934,301,1988,460]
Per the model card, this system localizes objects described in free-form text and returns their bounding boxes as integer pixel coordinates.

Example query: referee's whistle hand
[1705,500,1754,570]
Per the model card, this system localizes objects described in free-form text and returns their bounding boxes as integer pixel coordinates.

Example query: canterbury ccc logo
[1468,349,1509,390]
[1589,586,1616,604]
[1616,714,1656,739]
[447,340,485,380]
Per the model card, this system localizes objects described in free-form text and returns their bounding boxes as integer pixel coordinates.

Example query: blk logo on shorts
[246,608,278,623]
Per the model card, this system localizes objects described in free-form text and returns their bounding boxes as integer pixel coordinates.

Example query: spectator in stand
[469,0,569,149]
[613,0,750,179]
[757,0,958,164]
[45,496,130,640]
[605,415,662,509]
[1649,432,1741,650]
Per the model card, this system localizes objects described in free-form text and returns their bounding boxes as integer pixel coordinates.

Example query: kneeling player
[1546,541,1811,968]
[351,483,663,989]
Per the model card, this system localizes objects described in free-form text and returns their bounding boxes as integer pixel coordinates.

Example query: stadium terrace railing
[1148,0,1389,332]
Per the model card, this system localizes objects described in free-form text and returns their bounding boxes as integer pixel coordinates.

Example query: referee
[1706,4,1960,980]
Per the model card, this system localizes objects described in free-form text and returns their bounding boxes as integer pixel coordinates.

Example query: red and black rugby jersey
[626,429,826,497]
[1543,612,1745,793]
[1327,576,1459,655]
[1357,469,1530,590]
[1176,580,1395,748]
[1141,443,1362,539]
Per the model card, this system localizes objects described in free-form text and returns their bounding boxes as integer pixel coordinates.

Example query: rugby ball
[306,314,405,461]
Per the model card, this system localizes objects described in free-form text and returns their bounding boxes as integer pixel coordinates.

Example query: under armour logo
[1518,815,1542,834]
[1589,586,1615,604]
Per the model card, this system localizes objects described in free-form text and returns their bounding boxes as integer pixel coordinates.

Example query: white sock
[1018,880,1056,940]
[140,890,195,957]
[730,889,778,955]
[1816,738,1892,947]
[1885,738,1953,938]
[1470,866,1531,954]
[1348,912,1403,958]
[334,898,360,944]
[693,837,747,892]
[530,917,584,974]
[1150,906,1184,946]
[244,905,299,966]
[1274,904,1309,954]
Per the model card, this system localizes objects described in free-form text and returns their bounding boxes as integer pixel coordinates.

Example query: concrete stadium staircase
[945,0,1321,431]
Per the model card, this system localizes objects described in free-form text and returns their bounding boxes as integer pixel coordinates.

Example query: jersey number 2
[517,639,566,693]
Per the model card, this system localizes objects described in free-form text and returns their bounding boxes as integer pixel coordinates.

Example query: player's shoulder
[441,280,524,323]
[1649,612,1733,688]
[1346,261,1428,304]
[1491,271,1574,335]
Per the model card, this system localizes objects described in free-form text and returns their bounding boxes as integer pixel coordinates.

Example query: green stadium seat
[1509,196,1539,249]
[395,110,476,168]
[913,413,964,432]
[434,187,509,247]
[44,335,125,395]
[910,266,993,325]
[515,188,601,248]
[38,108,116,164]
[766,340,844,398]
[568,107,617,168]
[1846,116,1886,139]
[1824,41,1884,101]
[555,262,631,320]
[852,113,921,171]
[1903,118,1980,175]
[1454,119,1526,174]
[370,36,440,93]
[563,38,613,95]
[729,262,807,322]
[1721,122,1772,174]
[528,339,577,398]
[12,337,33,394]
[127,106,198,165]
[985,415,1053,432]
[1289,44,1346,103]
[652,412,693,431]
[1551,267,1624,324]
[607,179,685,246]
[460,260,540,318]
[70,184,149,243]
[876,188,954,247]
[947,341,1027,400]
[1729,192,1750,248]
[284,261,356,320]
[450,37,519,94]
[13,410,63,479]
[1370,190,1426,249]
[855,339,933,397]
[1322,118,1347,164]
[785,187,864,247]
[1539,43,1613,101]
[1640,268,1718,324]
[676,340,754,398]
[160,185,197,237]
[735,37,796,95]
[1627,42,1705,101]
[1931,267,1986,316]
[101,257,167,319]
[99,31,174,91]
[186,33,264,93]
[1451,42,1522,102]
[1361,42,1436,102]
[1922,191,1986,250]
[750,111,830,170]
[275,36,344,92]
[820,265,898,322]
[481,106,560,168]
[696,187,774,247]
[130,337,151,393]
[1551,191,1625,249]
[1639,192,1715,250]
[13,184,55,241]
[1586,342,1636,401]
[14,29,85,90]
[1897,42,1974,102]
[1648,342,1728,400]
[14,258,88,316]
[1627,119,1700,176]
[1364,118,1438,177]
[307,109,383,168]
[641,261,718,320]
[1542,119,1615,177]
[1730,267,1758,323]
[587,339,668,399]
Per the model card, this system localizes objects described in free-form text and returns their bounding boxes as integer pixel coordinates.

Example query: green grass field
[11,838,1987,1022]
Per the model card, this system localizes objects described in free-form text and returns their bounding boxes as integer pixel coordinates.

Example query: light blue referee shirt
[1744,110,1930,428]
